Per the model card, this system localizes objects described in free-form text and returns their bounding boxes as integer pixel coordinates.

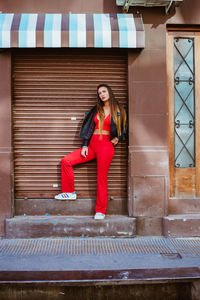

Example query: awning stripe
[0,14,13,47]
[118,14,136,48]
[44,14,53,48]
[19,14,37,48]
[69,14,86,48]
[78,14,86,48]
[28,14,38,47]
[52,14,62,47]
[126,14,137,48]
[0,13,145,48]
[36,14,45,47]
[94,14,103,48]
[86,14,94,48]
[11,14,21,48]
[102,14,111,48]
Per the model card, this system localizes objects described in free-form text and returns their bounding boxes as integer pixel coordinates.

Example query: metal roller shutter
[12,49,128,212]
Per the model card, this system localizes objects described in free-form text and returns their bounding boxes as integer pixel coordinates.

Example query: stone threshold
[163,214,200,237]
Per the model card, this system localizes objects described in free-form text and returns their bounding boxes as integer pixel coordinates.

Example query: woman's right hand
[81,146,88,158]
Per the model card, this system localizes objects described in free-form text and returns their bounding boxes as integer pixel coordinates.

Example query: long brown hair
[96,84,126,137]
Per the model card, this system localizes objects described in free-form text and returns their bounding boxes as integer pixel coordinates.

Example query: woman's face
[98,86,110,103]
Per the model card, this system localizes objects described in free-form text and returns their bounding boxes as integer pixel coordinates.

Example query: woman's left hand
[111,137,119,146]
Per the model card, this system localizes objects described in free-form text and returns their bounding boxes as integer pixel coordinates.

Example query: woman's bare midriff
[93,129,110,135]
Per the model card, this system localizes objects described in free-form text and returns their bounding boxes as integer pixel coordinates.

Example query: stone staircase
[5,215,136,238]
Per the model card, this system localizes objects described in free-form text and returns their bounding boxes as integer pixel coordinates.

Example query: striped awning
[0,13,145,48]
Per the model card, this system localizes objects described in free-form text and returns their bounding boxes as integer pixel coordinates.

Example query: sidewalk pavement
[0,236,200,284]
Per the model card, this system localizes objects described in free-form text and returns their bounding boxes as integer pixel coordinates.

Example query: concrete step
[163,214,200,237]
[5,215,136,239]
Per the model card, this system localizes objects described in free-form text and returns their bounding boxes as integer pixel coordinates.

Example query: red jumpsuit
[61,113,114,214]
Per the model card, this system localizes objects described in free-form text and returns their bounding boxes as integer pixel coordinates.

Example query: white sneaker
[54,192,77,200]
[94,213,105,220]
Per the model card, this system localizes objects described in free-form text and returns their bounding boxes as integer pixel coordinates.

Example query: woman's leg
[61,146,96,193]
[95,141,114,214]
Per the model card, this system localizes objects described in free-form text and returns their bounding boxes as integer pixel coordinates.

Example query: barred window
[174,37,195,168]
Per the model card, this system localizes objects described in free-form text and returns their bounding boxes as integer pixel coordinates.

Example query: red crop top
[94,113,111,132]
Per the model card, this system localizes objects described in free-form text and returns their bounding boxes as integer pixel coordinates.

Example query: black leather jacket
[80,105,127,147]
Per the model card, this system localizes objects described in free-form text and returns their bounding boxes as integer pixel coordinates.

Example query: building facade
[0,0,199,237]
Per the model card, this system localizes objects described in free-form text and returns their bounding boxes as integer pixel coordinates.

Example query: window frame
[167,30,200,197]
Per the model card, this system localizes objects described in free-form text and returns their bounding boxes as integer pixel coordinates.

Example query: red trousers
[61,134,114,214]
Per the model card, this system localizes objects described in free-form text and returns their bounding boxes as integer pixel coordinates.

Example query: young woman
[55,84,127,220]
